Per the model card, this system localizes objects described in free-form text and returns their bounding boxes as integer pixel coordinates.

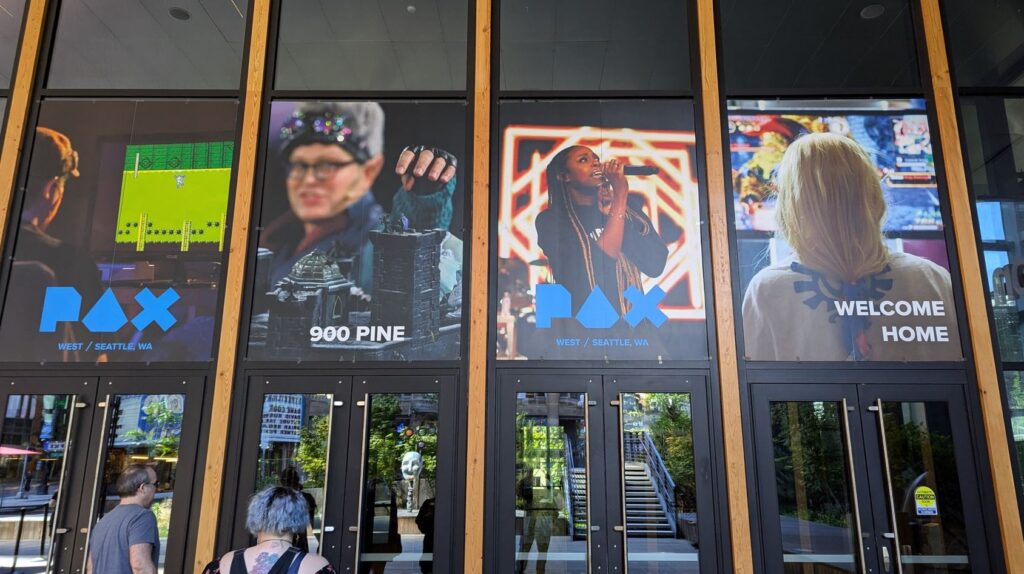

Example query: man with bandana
[259,102,461,296]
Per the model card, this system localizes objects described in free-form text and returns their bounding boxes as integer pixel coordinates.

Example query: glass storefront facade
[0,0,1015,572]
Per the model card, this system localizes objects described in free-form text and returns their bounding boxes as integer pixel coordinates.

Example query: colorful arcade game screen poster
[497,100,707,361]
[730,99,963,362]
[0,99,238,363]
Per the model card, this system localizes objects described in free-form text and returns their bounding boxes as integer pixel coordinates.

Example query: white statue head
[401,451,423,480]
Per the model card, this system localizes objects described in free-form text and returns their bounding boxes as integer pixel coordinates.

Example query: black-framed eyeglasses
[286,160,357,181]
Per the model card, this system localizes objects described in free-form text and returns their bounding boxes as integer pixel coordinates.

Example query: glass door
[235,375,458,574]
[234,376,353,562]
[752,382,993,573]
[498,373,718,574]
[77,377,206,574]
[605,375,717,574]
[0,378,97,574]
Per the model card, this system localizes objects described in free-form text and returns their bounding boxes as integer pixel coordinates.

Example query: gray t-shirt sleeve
[128,510,159,551]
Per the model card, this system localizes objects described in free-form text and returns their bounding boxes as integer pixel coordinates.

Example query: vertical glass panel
[1003,372,1024,504]
[96,394,186,572]
[499,0,690,91]
[496,100,707,361]
[770,401,858,572]
[514,392,587,574]
[246,101,466,362]
[256,394,332,554]
[275,0,468,90]
[730,99,963,362]
[943,0,1024,88]
[620,393,698,572]
[48,0,247,89]
[0,395,72,573]
[880,401,971,571]
[720,0,920,92]
[359,393,439,573]
[0,99,239,363]
[0,1,25,90]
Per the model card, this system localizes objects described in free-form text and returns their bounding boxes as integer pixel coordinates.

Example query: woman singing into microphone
[535,145,668,315]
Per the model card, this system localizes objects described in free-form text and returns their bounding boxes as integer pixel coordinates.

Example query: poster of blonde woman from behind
[741,133,962,362]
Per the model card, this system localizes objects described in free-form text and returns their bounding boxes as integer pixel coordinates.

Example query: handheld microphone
[623,165,660,176]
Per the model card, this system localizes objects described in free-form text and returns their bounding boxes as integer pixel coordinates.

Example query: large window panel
[0,1,25,90]
[47,0,248,90]
[719,0,920,92]
[275,0,469,91]
[0,99,239,363]
[730,99,964,362]
[246,101,466,362]
[499,0,690,92]
[943,0,1024,88]
[496,100,708,361]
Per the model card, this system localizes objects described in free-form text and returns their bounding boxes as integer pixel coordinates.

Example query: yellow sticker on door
[914,486,938,516]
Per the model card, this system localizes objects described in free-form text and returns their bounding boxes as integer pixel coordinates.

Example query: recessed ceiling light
[860,4,886,20]
[169,7,191,21]
[407,4,417,13]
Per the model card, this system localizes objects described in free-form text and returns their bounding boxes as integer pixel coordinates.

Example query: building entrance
[751,382,993,573]
[0,376,205,573]
[232,375,458,573]
[495,373,720,574]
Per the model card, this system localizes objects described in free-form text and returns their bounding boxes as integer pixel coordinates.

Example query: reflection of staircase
[569,467,588,538]
[624,462,674,538]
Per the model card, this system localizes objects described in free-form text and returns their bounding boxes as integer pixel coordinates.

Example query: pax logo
[39,287,179,333]
[536,284,667,329]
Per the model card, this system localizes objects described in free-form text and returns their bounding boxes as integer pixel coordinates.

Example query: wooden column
[0,0,48,245]
[193,0,270,570]
[696,0,754,571]
[463,0,491,571]
[919,0,1024,569]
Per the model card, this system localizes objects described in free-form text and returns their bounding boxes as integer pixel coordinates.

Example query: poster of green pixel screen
[116,142,233,251]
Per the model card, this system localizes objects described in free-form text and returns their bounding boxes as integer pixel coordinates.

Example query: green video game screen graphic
[115,141,233,251]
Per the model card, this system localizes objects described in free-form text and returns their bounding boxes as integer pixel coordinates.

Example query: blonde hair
[774,132,889,282]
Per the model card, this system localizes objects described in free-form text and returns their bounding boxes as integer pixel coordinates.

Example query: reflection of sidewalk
[0,537,169,573]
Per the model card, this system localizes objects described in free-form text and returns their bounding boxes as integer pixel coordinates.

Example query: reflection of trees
[366,395,438,509]
[771,403,851,528]
[122,399,182,459]
[296,415,329,488]
[640,394,697,512]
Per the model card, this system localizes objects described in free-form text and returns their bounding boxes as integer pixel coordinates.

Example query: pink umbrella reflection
[0,446,40,456]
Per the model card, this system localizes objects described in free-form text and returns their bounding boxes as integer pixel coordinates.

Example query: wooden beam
[696,0,754,572]
[0,0,47,248]
[193,0,270,570]
[918,0,1024,569]
[463,0,490,571]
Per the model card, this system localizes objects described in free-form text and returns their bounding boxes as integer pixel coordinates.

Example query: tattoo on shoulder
[252,552,280,574]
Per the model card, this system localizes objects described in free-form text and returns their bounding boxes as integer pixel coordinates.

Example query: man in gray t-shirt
[87,464,160,574]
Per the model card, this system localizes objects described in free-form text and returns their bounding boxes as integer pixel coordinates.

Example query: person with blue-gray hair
[202,486,335,574]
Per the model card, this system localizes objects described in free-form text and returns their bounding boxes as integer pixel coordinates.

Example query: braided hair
[545,146,652,311]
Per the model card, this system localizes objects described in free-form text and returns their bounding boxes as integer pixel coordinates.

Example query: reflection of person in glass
[535,145,667,315]
[261,103,461,295]
[279,466,317,552]
[516,469,560,574]
[415,497,436,573]
[741,133,961,361]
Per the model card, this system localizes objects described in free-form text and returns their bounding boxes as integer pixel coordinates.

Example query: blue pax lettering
[39,287,179,333]
[535,284,667,329]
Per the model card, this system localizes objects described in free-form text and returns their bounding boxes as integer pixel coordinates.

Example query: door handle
[322,526,335,533]
[882,545,892,572]
[54,528,70,535]
[873,399,904,574]
[840,399,867,574]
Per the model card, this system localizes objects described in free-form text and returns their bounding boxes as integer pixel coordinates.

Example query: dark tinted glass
[47,0,248,89]
[275,0,468,91]
[720,0,920,92]
[0,99,239,363]
[499,0,690,91]
[963,96,1024,361]
[0,1,26,89]
[944,0,1024,88]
